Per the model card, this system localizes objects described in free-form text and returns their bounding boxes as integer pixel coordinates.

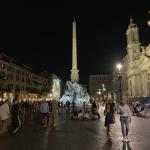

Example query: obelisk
[70,18,79,82]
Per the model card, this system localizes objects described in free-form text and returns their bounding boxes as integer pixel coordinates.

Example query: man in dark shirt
[11,99,21,135]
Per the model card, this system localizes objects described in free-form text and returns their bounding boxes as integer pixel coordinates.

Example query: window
[15,85,20,91]
[1,63,5,69]
[16,69,20,74]
[16,76,19,81]
[11,68,14,72]
[22,86,24,91]
[8,84,13,90]
[10,74,13,79]
[7,66,11,71]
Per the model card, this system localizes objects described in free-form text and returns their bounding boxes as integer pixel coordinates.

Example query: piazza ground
[0,110,150,150]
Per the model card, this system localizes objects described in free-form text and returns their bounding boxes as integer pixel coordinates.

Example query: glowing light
[97,91,101,95]
[148,21,150,26]
[116,63,122,72]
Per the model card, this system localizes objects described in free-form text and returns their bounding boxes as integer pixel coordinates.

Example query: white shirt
[39,102,49,113]
[118,104,131,117]
[78,112,83,118]
[0,103,10,120]
[84,113,90,119]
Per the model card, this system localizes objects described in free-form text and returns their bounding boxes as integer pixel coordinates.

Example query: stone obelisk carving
[70,18,79,82]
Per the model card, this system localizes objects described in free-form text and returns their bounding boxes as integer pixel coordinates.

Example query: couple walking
[40,99,58,128]
[104,100,131,142]
[0,99,21,135]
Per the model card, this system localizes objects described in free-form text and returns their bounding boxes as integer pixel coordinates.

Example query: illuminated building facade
[89,74,112,100]
[113,18,150,101]
[0,53,61,101]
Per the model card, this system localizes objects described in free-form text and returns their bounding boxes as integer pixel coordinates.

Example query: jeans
[120,116,129,138]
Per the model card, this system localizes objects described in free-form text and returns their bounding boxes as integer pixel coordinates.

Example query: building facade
[0,53,61,101]
[89,74,112,100]
[113,18,150,101]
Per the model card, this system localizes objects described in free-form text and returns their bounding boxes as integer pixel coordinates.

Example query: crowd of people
[0,98,21,135]
[71,108,100,120]
[1,98,102,136]
[103,100,131,142]
[0,97,149,144]
[71,100,100,120]
[0,98,59,136]
[39,99,59,128]
[103,99,150,143]
[130,102,148,117]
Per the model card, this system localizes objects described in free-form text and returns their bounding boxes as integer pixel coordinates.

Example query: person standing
[51,99,58,128]
[11,99,21,135]
[0,99,10,135]
[118,100,131,142]
[39,99,49,127]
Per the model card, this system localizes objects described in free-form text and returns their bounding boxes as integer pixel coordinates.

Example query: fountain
[60,18,90,107]
[60,81,90,106]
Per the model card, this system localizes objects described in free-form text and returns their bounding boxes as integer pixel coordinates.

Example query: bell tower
[126,17,141,61]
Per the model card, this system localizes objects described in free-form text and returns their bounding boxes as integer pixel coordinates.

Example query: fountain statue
[60,81,90,106]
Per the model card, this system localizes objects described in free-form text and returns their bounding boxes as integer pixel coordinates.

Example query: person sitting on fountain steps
[78,109,84,120]
[71,109,78,120]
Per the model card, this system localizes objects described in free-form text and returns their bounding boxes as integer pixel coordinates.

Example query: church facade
[113,18,150,101]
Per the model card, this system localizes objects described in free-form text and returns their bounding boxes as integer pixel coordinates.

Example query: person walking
[118,100,131,142]
[39,99,49,127]
[104,103,115,140]
[11,99,21,135]
[0,99,10,135]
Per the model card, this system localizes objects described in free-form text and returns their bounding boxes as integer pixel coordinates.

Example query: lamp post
[102,84,107,101]
[97,84,106,102]
[97,89,101,101]
[148,11,150,26]
[116,63,122,101]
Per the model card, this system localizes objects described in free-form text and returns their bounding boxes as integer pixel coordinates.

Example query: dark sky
[1,1,150,85]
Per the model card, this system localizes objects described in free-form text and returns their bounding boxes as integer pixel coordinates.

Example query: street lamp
[116,64,122,73]
[97,89,101,101]
[148,11,150,26]
[116,63,122,101]
[97,89,101,95]
[97,84,107,102]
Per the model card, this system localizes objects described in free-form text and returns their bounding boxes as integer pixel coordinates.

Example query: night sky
[1,2,150,85]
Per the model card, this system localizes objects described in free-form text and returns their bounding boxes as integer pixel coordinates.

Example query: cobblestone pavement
[0,110,150,150]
